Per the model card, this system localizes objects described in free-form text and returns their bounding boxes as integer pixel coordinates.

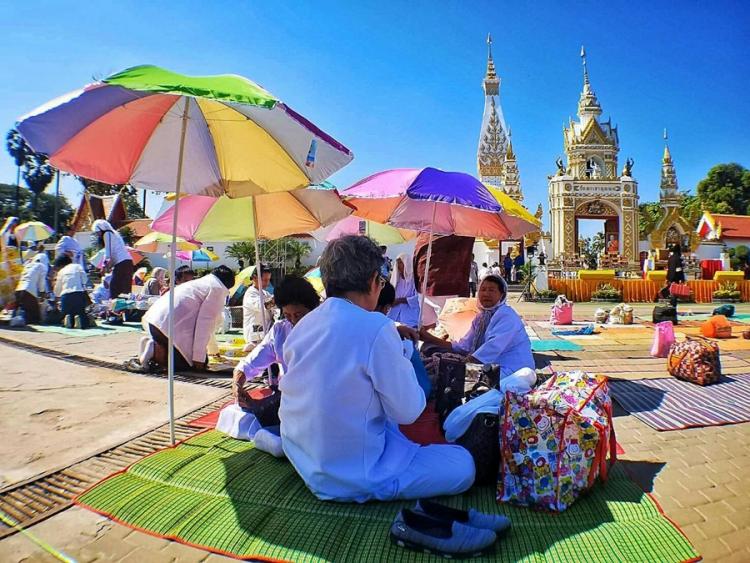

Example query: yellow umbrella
[484,184,542,235]
[134,232,200,253]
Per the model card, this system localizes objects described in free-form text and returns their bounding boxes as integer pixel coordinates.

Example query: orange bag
[700,315,732,339]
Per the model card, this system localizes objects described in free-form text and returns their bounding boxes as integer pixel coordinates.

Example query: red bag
[669,283,690,298]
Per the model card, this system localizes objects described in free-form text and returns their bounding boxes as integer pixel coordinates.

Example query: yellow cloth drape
[548,278,750,303]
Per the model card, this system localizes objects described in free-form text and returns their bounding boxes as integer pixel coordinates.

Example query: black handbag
[653,305,677,325]
[456,413,500,486]
[432,354,467,425]
[242,386,281,427]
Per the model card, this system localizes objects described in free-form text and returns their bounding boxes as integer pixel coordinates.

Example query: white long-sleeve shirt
[16,261,47,297]
[55,236,87,271]
[102,231,131,266]
[280,298,425,502]
[387,276,420,328]
[236,320,292,378]
[242,285,272,342]
[54,263,87,296]
[453,303,535,378]
[144,274,229,365]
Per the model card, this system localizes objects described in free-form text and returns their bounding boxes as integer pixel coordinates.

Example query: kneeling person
[53,255,89,329]
[140,266,235,371]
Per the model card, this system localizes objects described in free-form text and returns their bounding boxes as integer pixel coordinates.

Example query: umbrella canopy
[484,184,541,239]
[14,221,54,242]
[175,249,219,262]
[317,215,416,245]
[342,167,510,239]
[16,65,352,446]
[151,186,352,242]
[303,267,325,296]
[134,232,199,253]
[17,65,353,197]
[90,246,145,269]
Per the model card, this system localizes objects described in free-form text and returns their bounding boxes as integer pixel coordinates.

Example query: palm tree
[5,128,31,214]
[22,153,55,213]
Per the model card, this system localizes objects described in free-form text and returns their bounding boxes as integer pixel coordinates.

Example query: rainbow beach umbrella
[14,221,54,242]
[151,186,351,242]
[16,65,353,444]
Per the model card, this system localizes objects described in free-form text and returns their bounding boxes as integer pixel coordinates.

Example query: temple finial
[663,128,672,162]
[581,45,589,85]
[484,33,497,81]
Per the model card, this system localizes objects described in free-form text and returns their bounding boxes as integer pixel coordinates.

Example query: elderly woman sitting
[420,274,534,378]
[280,235,474,502]
[145,267,167,296]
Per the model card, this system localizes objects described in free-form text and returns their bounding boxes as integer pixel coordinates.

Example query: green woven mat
[531,339,584,352]
[25,322,144,337]
[77,431,697,563]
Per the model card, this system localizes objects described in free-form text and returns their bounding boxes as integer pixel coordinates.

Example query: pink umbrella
[343,167,510,328]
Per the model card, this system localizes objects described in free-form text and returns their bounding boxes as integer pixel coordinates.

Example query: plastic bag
[650,321,675,358]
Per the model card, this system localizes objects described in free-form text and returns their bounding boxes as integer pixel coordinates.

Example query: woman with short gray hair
[279,235,475,502]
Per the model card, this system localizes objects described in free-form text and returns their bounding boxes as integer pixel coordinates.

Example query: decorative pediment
[579,119,612,146]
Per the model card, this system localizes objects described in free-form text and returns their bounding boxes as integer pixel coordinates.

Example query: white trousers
[377,444,475,501]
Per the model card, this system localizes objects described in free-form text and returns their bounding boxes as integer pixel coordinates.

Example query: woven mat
[531,340,583,352]
[76,430,698,563]
[610,373,750,431]
[17,322,144,337]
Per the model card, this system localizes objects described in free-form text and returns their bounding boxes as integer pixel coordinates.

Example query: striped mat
[610,373,750,431]
[76,430,698,563]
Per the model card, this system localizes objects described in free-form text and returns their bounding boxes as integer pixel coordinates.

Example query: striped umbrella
[16,65,353,444]
[14,221,54,242]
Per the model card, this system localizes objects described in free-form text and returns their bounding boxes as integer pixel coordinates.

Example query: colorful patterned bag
[667,336,721,386]
[498,371,616,512]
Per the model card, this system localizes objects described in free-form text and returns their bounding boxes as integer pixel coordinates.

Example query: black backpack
[653,305,677,325]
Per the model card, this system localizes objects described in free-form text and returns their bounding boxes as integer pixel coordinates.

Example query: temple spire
[663,128,672,162]
[660,128,679,205]
[577,45,601,120]
[581,45,590,87]
[484,33,498,85]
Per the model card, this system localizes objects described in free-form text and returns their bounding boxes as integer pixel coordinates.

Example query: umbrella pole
[167,98,190,446]
[418,202,437,332]
[251,196,268,336]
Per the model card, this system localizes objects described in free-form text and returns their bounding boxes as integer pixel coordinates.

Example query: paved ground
[0,297,748,562]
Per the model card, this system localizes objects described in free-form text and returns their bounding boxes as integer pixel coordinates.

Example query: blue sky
[1,1,748,236]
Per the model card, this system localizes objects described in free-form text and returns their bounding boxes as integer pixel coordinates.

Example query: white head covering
[471,275,508,352]
[389,252,413,287]
[92,219,114,233]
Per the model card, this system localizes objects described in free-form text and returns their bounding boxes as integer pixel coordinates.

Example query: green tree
[0,183,73,229]
[578,232,605,269]
[225,241,256,264]
[5,128,31,213]
[638,201,663,238]
[22,153,55,211]
[696,163,750,215]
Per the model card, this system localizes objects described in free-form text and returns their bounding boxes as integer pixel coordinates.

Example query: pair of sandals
[390,499,511,558]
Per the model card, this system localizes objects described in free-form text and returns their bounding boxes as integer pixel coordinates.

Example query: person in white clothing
[55,228,87,276]
[53,255,89,328]
[242,264,273,344]
[14,253,49,324]
[92,220,133,298]
[232,276,320,403]
[420,275,534,379]
[280,235,475,502]
[387,252,420,328]
[478,262,490,281]
[139,266,235,372]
